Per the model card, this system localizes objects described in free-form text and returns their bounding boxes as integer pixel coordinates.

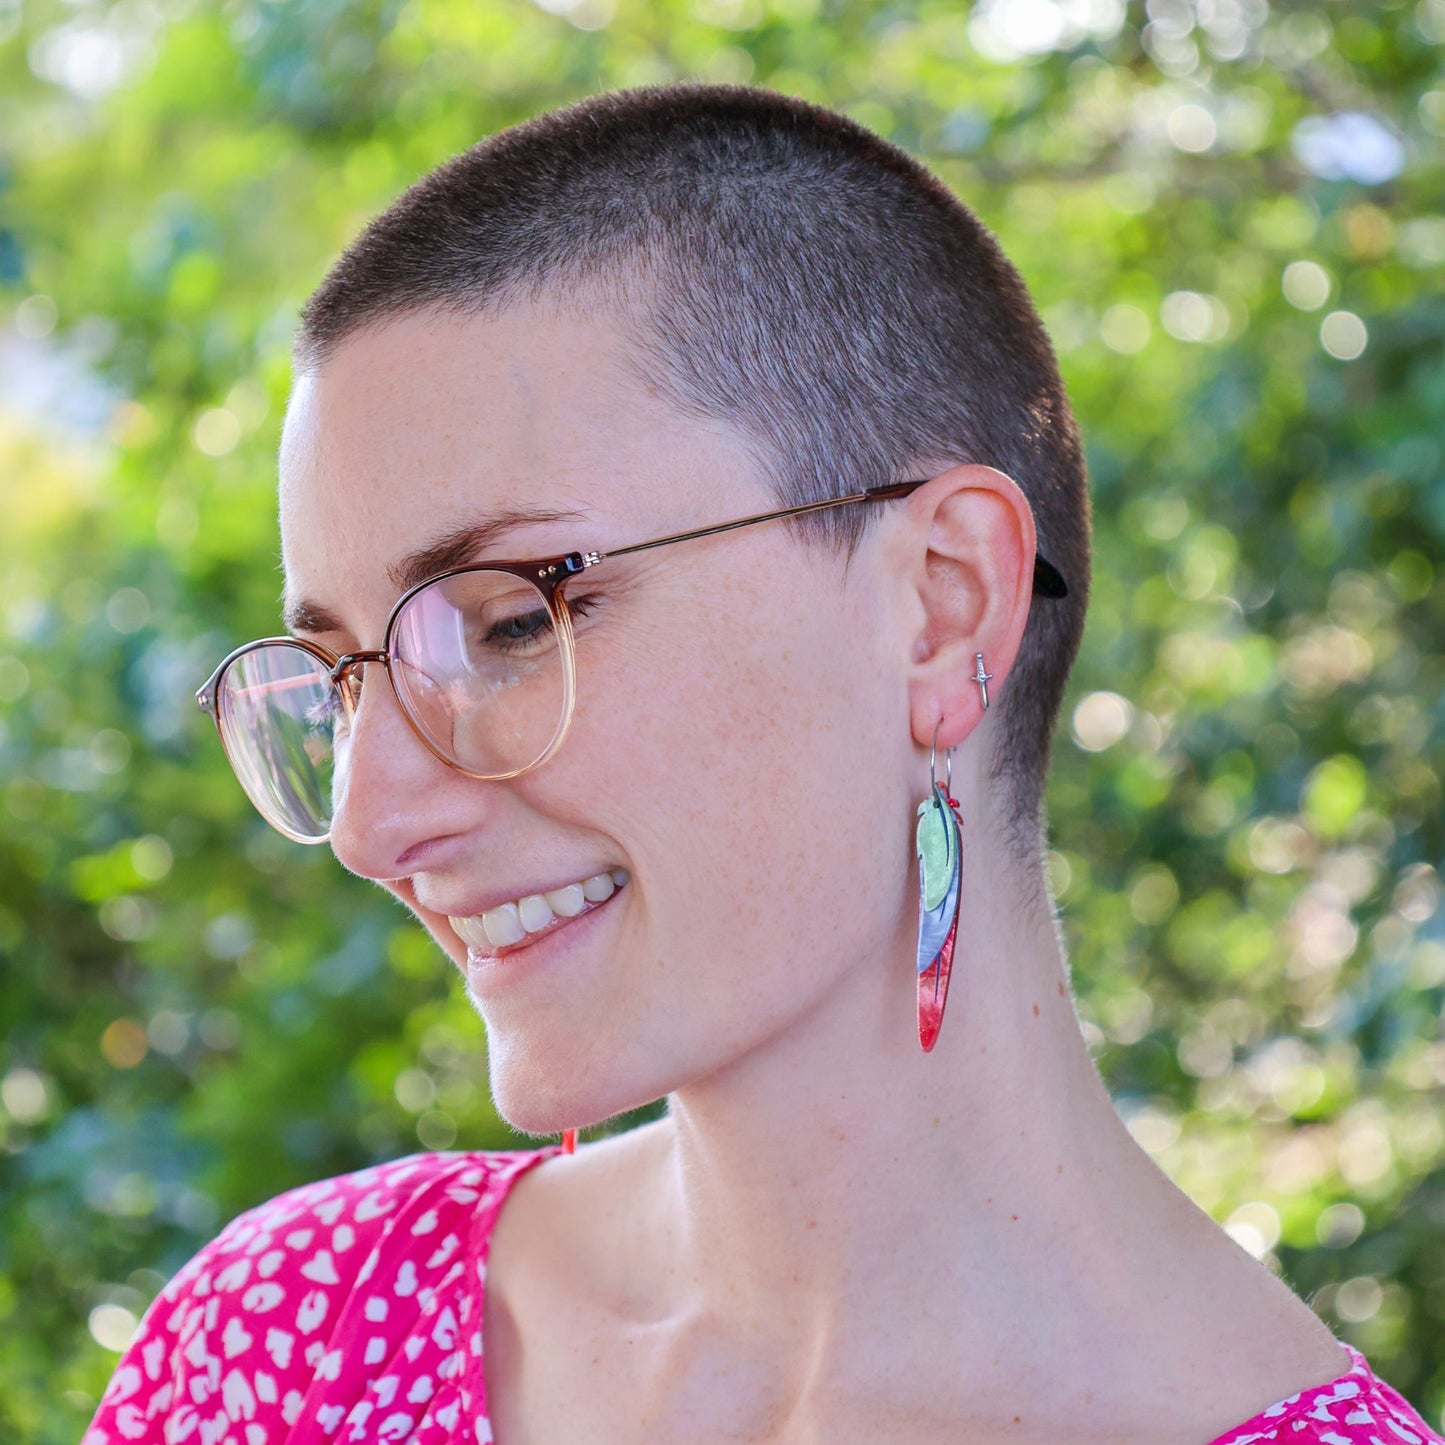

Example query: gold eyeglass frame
[196,478,1069,843]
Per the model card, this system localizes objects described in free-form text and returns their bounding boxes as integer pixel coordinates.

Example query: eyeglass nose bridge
[329,649,388,712]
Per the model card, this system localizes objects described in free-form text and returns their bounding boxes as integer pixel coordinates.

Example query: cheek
[575,569,908,1001]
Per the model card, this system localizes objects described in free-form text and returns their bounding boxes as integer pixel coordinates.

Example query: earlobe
[906,650,995,780]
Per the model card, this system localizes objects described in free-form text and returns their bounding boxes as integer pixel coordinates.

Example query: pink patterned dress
[84,1148,1443,1444]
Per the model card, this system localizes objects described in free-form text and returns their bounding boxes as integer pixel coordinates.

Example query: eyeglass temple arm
[597,480,1068,598]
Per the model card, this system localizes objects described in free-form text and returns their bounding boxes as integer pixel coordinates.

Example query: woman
[86,85,1440,1444]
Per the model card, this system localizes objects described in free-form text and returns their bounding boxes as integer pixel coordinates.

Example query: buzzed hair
[294,83,1092,876]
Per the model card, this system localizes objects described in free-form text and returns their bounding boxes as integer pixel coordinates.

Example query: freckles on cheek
[680,641,796,753]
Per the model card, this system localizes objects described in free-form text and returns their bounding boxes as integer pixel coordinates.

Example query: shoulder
[84,1146,558,1444]
[1211,1343,1444,1445]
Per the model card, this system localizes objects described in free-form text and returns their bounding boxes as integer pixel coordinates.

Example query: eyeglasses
[196,479,1068,844]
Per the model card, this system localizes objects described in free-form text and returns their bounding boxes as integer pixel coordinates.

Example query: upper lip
[411,869,619,921]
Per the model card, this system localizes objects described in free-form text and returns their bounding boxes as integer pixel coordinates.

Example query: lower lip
[463,886,622,991]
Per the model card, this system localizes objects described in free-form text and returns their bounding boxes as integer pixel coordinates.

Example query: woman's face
[278,304,917,1134]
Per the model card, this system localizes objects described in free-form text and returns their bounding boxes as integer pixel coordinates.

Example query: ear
[899,465,1037,753]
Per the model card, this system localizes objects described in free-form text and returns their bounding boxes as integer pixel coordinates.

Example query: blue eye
[484,607,552,651]
[480,595,600,655]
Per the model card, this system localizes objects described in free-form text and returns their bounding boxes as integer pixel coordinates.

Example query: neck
[620,830,1171,1381]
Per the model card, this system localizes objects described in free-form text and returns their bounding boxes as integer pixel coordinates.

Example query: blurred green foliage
[2,0,1443,1437]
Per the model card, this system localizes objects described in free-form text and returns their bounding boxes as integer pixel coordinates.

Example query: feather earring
[915,723,964,1052]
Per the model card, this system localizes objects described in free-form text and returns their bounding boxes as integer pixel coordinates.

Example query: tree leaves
[2,0,1442,1436]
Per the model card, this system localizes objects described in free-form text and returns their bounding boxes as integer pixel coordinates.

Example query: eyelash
[483,592,601,655]
[561,593,602,629]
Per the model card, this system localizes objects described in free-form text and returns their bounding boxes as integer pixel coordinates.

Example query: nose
[326,658,476,881]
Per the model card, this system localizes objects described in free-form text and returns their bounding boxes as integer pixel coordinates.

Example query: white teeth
[517,893,555,933]
[449,914,490,950]
[449,869,628,953]
[544,883,587,918]
[481,902,526,949]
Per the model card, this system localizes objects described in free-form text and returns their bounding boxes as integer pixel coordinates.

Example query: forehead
[278,304,755,617]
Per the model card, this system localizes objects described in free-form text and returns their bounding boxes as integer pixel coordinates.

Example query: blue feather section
[916,785,961,974]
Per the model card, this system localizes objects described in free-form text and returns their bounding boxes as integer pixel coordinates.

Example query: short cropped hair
[294,84,1092,875]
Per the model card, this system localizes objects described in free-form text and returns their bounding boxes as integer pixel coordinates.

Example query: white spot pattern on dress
[84,1151,549,1444]
[83,1148,1444,1444]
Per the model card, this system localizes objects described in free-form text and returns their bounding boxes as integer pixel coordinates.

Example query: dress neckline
[469,1144,566,1424]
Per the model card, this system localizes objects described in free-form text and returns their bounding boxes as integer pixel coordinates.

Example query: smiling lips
[448,868,629,955]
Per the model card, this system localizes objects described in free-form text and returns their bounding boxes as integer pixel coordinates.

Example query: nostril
[393,832,465,874]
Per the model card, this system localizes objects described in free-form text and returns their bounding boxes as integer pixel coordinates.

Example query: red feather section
[917,899,959,1051]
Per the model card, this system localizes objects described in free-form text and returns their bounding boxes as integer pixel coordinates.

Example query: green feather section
[915,788,954,911]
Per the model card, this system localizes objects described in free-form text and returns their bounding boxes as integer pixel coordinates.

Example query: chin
[483,1033,666,1141]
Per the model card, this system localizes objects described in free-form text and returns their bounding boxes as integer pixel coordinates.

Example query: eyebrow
[282,505,588,635]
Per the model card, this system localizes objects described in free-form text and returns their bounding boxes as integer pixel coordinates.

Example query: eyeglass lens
[216,570,572,840]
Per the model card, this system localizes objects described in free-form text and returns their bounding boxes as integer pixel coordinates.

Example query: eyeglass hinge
[538,553,597,581]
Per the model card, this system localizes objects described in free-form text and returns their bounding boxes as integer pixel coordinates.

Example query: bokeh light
[3,0,1443,1434]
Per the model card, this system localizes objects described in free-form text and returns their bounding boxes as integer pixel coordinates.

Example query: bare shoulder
[481,1124,673,1443]
[1105,1226,1355,1444]
[958,1291,1351,1445]
[486,1119,669,1299]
